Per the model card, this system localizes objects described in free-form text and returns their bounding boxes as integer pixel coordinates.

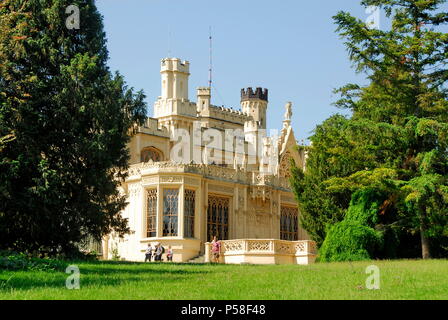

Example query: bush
[319,220,383,262]
[318,189,384,262]
[0,251,66,272]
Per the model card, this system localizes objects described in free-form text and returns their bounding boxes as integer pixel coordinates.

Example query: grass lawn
[0,259,447,300]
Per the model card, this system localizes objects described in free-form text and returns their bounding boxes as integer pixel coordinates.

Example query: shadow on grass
[0,262,212,292]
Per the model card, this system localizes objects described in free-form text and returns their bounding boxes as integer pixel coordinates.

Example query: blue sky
[95,0,383,142]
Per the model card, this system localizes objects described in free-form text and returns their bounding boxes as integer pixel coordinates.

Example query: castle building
[103,58,313,264]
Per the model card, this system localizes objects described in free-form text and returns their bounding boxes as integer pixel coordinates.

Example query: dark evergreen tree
[0,0,146,255]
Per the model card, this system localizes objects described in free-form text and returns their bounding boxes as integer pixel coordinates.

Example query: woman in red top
[211,236,221,263]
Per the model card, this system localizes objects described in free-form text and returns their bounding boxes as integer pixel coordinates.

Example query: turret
[160,58,190,100]
[241,87,268,131]
[196,87,211,114]
[154,58,194,119]
[241,87,268,169]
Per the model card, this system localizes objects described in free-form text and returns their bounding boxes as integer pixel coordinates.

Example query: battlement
[241,87,268,102]
[161,58,190,74]
[197,87,211,96]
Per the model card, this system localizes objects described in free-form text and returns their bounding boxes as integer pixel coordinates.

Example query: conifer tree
[291,0,448,259]
[0,0,146,255]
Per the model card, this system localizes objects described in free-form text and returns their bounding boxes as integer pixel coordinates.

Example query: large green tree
[0,0,146,255]
[291,0,448,259]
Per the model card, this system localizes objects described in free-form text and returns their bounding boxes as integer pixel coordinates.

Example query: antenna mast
[208,26,213,90]
[168,26,172,57]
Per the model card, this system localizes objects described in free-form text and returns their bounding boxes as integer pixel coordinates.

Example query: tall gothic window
[141,147,162,163]
[184,190,196,238]
[163,189,179,236]
[146,189,158,238]
[207,196,229,242]
[280,206,299,241]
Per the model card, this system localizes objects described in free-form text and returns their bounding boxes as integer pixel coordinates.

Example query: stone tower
[154,58,193,120]
[160,58,189,100]
[241,87,268,168]
[241,87,268,132]
[196,87,211,114]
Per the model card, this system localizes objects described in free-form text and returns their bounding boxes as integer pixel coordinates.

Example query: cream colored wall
[105,56,310,263]
[128,133,170,165]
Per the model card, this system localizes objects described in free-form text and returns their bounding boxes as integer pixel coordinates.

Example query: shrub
[319,220,383,262]
[318,189,384,262]
[0,251,66,272]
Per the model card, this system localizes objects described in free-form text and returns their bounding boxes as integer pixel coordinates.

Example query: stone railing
[127,162,290,190]
[204,239,317,265]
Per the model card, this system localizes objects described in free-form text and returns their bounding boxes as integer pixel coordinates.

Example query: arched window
[280,206,299,241]
[141,147,163,163]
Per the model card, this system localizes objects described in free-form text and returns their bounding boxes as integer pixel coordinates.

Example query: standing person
[155,243,163,262]
[166,246,173,262]
[144,244,152,262]
[211,236,221,263]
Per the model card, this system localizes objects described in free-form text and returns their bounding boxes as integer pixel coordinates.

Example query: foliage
[290,115,354,246]
[0,0,146,255]
[291,0,448,259]
[319,189,384,262]
[111,247,121,261]
[0,251,66,272]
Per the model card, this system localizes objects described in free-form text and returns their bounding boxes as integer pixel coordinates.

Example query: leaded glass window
[163,189,179,236]
[207,196,229,242]
[280,206,298,241]
[184,190,195,238]
[146,189,158,238]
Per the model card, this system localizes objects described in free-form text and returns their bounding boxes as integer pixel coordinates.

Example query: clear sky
[95,0,382,142]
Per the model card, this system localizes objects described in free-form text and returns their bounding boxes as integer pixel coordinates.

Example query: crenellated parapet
[137,117,169,137]
[241,87,268,102]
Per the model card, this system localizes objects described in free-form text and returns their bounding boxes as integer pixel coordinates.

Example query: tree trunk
[420,223,431,260]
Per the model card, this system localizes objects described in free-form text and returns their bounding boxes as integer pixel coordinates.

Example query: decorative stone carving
[127,162,292,191]
[184,177,199,186]
[127,183,142,197]
[160,176,183,183]
[223,240,244,252]
[208,184,234,195]
[281,194,296,203]
[142,176,158,185]
[279,150,292,179]
[248,240,270,252]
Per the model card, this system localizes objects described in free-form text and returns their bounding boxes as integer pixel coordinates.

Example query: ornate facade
[103,58,311,263]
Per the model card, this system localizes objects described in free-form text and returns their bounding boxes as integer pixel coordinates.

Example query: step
[188,255,206,263]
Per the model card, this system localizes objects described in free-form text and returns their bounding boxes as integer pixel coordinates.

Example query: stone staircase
[188,254,206,264]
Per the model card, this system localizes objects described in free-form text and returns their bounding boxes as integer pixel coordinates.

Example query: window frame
[162,188,180,237]
[145,188,158,238]
[280,206,299,241]
[183,189,196,239]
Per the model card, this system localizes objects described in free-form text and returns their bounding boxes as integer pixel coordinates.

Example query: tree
[319,189,385,262]
[0,0,146,256]
[291,0,448,259]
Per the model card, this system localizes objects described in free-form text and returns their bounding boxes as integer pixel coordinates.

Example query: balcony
[128,162,291,190]
[204,239,317,265]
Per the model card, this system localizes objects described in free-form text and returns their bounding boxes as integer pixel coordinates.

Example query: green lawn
[0,260,447,300]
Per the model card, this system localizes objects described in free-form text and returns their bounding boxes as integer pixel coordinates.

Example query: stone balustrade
[204,239,317,265]
[128,162,290,190]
